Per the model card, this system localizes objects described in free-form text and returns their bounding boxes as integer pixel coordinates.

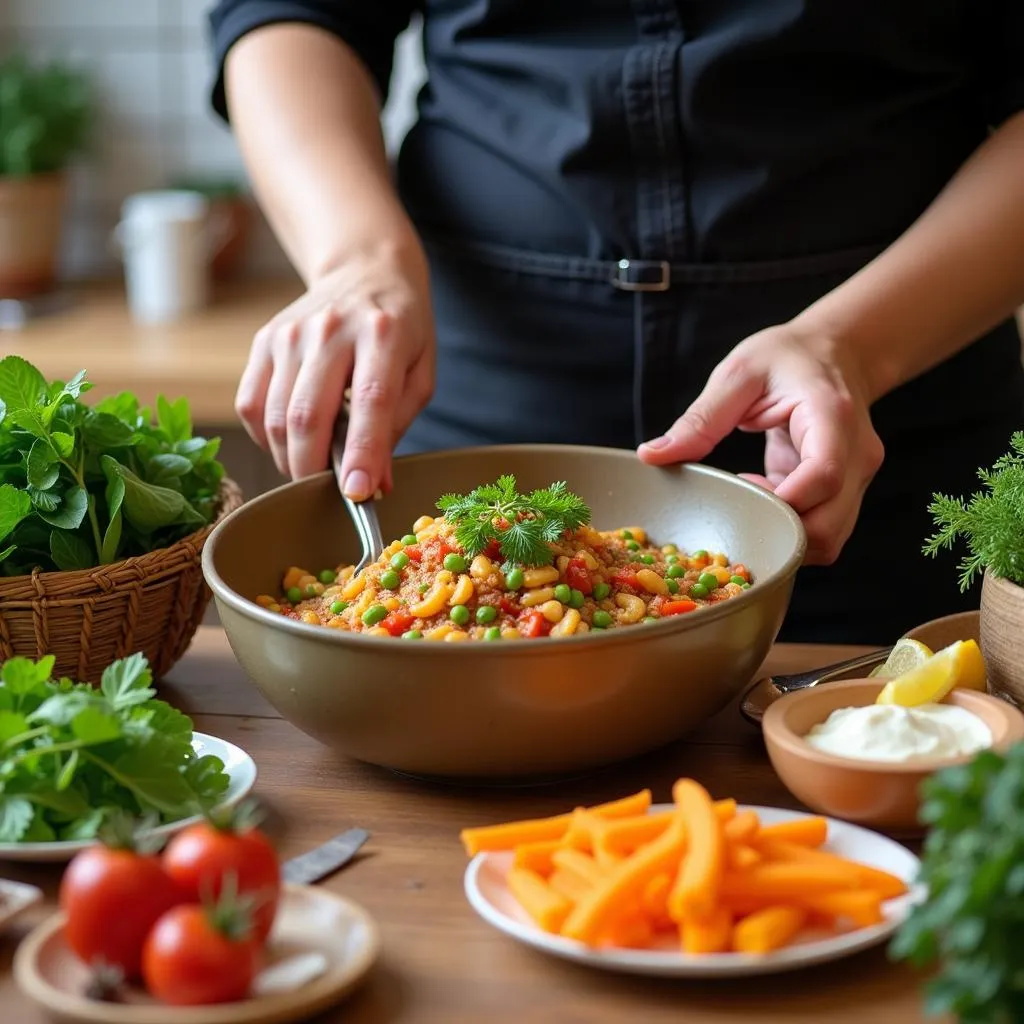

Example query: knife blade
[282,827,370,886]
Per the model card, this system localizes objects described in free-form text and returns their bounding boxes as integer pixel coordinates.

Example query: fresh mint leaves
[0,356,225,575]
[0,652,229,843]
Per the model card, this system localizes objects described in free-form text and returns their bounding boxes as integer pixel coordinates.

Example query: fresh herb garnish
[0,355,225,574]
[889,743,1024,1023]
[0,652,229,843]
[436,474,591,567]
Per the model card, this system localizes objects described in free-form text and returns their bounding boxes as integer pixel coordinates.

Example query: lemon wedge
[875,639,987,707]
[869,637,934,679]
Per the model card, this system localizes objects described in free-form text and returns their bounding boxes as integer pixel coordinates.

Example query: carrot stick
[551,848,606,887]
[720,862,860,903]
[548,869,591,904]
[460,789,652,854]
[597,811,675,853]
[561,814,686,944]
[727,844,762,871]
[599,909,655,950]
[681,907,733,954]
[667,779,725,922]
[755,817,828,848]
[641,872,674,929]
[733,905,807,954]
[512,839,561,875]
[799,890,885,928]
[755,839,908,900]
[507,867,573,933]
[723,809,760,844]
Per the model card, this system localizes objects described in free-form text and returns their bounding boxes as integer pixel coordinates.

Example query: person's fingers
[337,310,407,501]
[771,398,849,514]
[285,308,353,479]
[799,490,865,565]
[234,327,274,449]
[262,321,303,477]
[637,357,765,465]
[762,427,799,488]
[738,472,776,491]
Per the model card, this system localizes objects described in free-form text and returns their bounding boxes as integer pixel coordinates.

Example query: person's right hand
[234,237,435,501]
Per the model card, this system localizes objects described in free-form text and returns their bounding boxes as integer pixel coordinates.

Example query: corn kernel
[412,515,435,532]
[523,565,560,587]
[539,600,565,623]
[300,610,321,625]
[470,555,494,579]
[521,587,555,607]
[635,568,669,596]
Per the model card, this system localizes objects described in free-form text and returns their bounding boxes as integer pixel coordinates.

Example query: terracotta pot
[980,570,1024,706]
[209,195,252,280]
[0,173,68,297]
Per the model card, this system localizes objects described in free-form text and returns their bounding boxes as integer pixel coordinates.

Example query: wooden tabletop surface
[0,627,944,1024]
[1,280,302,427]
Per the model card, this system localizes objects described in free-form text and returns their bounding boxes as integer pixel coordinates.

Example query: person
[206,1,1024,644]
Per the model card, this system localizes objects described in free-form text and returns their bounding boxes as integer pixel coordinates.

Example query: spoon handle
[331,414,385,566]
[770,648,893,693]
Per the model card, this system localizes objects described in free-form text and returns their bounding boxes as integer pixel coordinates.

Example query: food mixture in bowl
[257,476,753,641]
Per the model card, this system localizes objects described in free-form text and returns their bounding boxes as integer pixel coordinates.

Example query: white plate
[0,878,44,935]
[0,733,257,864]
[464,804,923,978]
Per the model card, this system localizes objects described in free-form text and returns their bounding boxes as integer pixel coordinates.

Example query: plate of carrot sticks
[460,779,922,977]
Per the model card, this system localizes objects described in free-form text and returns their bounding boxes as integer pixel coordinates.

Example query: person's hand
[637,323,885,564]
[234,237,434,500]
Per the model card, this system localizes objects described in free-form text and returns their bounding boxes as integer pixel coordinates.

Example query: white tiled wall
[4,0,426,280]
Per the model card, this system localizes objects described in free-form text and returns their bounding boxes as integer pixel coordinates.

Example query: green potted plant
[168,175,252,281]
[923,431,1024,704]
[0,53,93,297]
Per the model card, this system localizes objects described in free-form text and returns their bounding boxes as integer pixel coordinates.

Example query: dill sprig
[923,431,1024,592]
[436,474,591,567]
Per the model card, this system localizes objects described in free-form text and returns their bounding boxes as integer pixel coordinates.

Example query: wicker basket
[0,478,243,683]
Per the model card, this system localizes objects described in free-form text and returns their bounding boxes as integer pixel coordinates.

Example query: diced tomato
[485,539,503,560]
[732,563,750,582]
[439,539,460,559]
[611,568,639,590]
[404,545,423,563]
[495,517,511,531]
[518,609,551,638]
[381,611,415,636]
[661,600,698,616]
[565,556,593,595]
[499,596,519,616]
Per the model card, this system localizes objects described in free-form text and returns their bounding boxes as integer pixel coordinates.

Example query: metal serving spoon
[331,414,384,573]
[739,647,893,726]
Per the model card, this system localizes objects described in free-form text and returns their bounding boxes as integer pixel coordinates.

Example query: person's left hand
[636,323,885,565]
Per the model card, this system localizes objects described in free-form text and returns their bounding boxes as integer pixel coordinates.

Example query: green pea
[666,564,685,578]
[318,569,336,584]
[402,629,422,639]
[329,599,348,615]
[640,554,655,564]
[401,534,418,545]
[741,582,752,590]
[592,582,610,601]
[698,572,719,591]
[643,616,658,624]
[693,549,708,559]
[505,567,524,590]
[689,583,709,600]
[592,610,613,629]
[449,604,470,625]
[380,569,401,590]
[621,529,634,540]
[304,584,319,597]
[625,540,640,551]
[362,604,388,626]
[553,583,572,604]
[666,578,679,594]
[569,588,585,609]
[476,604,498,624]
[730,575,747,586]
[285,586,303,604]
[484,626,502,641]
[391,552,410,570]
[443,553,467,572]
[666,554,679,564]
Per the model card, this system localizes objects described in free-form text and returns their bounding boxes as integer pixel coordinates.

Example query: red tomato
[142,904,261,1006]
[381,610,415,636]
[611,568,639,590]
[484,538,503,560]
[499,596,519,616]
[404,545,423,562]
[661,599,698,616]
[565,557,593,595]
[162,817,281,942]
[518,609,551,638]
[60,846,184,979]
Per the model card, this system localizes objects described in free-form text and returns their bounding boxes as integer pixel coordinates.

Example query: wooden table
[0,628,943,1023]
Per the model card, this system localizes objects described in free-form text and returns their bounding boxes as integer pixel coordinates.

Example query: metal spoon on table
[739,647,893,727]
[331,414,384,573]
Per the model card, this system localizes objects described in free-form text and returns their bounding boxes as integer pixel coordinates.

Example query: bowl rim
[202,444,807,655]
[762,677,1024,774]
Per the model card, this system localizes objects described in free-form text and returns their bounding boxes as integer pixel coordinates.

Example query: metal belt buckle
[612,258,671,292]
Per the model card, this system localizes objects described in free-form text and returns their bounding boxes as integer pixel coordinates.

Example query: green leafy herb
[890,743,1024,1023]
[923,431,1024,592]
[0,652,229,844]
[0,355,225,575]
[436,474,591,566]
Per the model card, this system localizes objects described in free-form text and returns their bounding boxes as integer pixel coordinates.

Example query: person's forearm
[794,111,1024,402]
[224,22,418,283]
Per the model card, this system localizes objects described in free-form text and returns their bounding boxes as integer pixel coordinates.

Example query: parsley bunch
[0,652,229,844]
[922,431,1024,592]
[436,474,591,567]
[890,743,1024,1023]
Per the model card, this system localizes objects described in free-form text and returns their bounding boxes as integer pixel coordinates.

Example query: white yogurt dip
[804,702,991,763]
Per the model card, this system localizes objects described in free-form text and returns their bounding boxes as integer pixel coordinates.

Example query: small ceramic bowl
[762,679,1024,833]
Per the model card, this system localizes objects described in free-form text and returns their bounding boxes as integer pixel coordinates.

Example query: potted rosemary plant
[0,53,93,296]
[924,431,1024,704]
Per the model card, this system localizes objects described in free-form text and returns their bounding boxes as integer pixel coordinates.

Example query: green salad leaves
[0,652,229,843]
[0,355,225,575]
[890,743,1024,1023]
